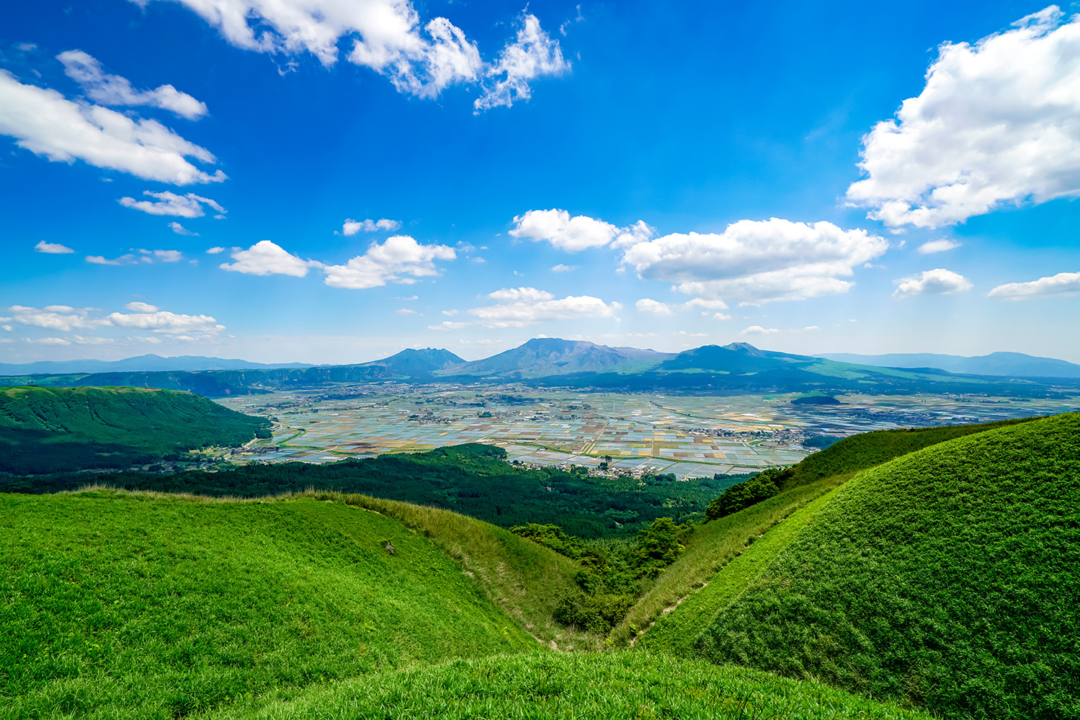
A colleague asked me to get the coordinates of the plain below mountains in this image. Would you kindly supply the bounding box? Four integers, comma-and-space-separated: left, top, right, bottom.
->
817, 350, 1080, 379
4, 339, 1080, 399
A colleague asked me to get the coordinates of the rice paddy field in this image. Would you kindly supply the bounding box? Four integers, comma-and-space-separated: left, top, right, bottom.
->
216, 385, 1074, 478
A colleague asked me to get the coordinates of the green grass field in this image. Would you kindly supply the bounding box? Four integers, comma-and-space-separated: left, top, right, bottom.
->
0, 386, 269, 474
694, 412, 1080, 719
0, 490, 535, 719
610, 472, 849, 646
217, 652, 931, 720
783, 415, 1038, 488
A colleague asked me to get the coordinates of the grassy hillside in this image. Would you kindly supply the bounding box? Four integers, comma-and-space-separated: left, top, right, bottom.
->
4, 444, 721, 537
318, 490, 591, 649
783, 415, 1040, 487
610, 473, 849, 646
694, 412, 1080, 719
0, 386, 270, 474
0, 490, 536, 720
218, 653, 931, 720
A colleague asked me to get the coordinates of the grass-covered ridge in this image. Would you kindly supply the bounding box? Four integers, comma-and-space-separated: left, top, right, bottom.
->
782, 415, 1040, 487
0, 490, 536, 719
695, 412, 1080, 719
218, 652, 931, 720
0, 386, 270, 474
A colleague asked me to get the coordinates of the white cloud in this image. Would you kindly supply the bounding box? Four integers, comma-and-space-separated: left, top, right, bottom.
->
169, 221, 198, 236
621, 218, 888, 304
73, 335, 115, 345
106, 310, 224, 335
741, 326, 778, 335
206, 246, 226, 254
87, 254, 137, 266
429, 320, 470, 330
918, 239, 961, 254
35, 337, 71, 346
551, 264, 575, 273
684, 298, 729, 311
988, 270, 1080, 299
119, 190, 226, 218
321, 235, 455, 289
34, 241, 74, 254
510, 209, 653, 253
893, 268, 973, 298
0, 70, 225, 184
221, 240, 314, 277
804, 325, 822, 331
636, 298, 672, 315
3, 306, 106, 331
153, 249, 184, 262
847, 7, 1080, 228
442, 309, 458, 316
3, 303, 224, 337
714, 312, 732, 320
341, 218, 402, 235
475, 14, 570, 111
467, 286, 620, 328
132, 0, 507, 100
57, 49, 208, 120
396, 308, 417, 315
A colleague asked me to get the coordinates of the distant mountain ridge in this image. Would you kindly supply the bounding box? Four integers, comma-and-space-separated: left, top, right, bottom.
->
816, 351, 1080, 379
443, 338, 672, 378
3, 338, 1079, 399
0, 354, 312, 376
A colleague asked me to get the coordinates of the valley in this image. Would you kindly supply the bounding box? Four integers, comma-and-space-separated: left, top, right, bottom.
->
219, 383, 1072, 477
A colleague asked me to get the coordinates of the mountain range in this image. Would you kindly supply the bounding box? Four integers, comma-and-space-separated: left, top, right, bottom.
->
3, 339, 1079, 399
816, 351, 1080, 378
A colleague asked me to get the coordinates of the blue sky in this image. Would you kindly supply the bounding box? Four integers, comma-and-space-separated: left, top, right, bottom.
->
3, 0, 1080, 364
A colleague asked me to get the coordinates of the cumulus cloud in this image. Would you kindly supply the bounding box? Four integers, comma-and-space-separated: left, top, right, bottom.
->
510, 209, 653, 252
169, 221, 198, 235
988, 270, 1080, 299
636, 298, 672, 315
467, 286, 621, 328
551, 264, 575, 273
475, 14, 570, 111
0, 70, 225, 184
206, 246, 226, 254
2, 305, 106, 331
341, 218, 402, 235
429, 320, 470, 330
87, 254, 138, 265
917, 239, 961, 254
58, 49, 208, 120
1, 303, 223, 338
34, 241, 74, 254
321, 235, 456, 289
893, 268, 973, 298
220, 240, 314, 277
847, 7, 1080, 227
151, 249, 184, 262
132, 1, 564, 106
119, 190, 226, 218
621, 218, 888, 304
684, 298, 729, 311
741, 326, 778, 335
105, 309, 224, 334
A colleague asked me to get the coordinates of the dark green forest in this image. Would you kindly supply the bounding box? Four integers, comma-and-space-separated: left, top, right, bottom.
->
0, 386, 270, 474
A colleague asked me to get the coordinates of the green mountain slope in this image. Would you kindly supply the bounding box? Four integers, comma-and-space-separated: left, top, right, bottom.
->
693, 412, 1080, 719
221, 652, 931, 720
783, 416, 1041, 487
0, 386, 270, 474
0, 490, 537, 720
